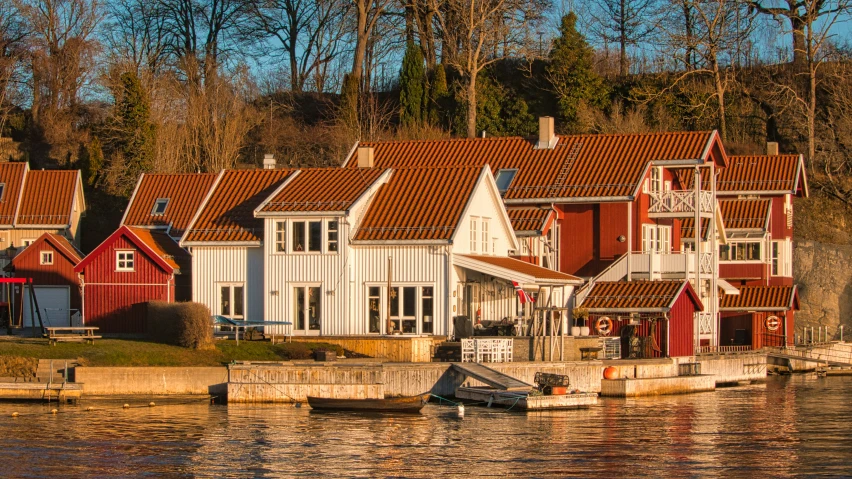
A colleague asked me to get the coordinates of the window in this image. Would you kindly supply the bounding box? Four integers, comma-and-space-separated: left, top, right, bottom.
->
771, 241, 780, 275
151, 198, 169, 216
645, 167, 664, 193
220, 284, 245, 319
422, 287, 433, 334
368, 287, 381, 333
291, 221, 322, 252
390, 286, 418, 334
470, 217, 478, 252
642, 224, 670, 253
495, 169, 518, 193
40, 251, 53, 265
293, 286, 321, 333
22, 239, 35, 247
275, 221, 286, 253
719, 241, 762, 262
116, 251, 135, 271
0, 183, 5, 202
327, 220, 339, 252
481, 218, 489, 254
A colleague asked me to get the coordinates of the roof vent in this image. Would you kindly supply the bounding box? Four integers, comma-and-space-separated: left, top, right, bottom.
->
536, 117, 558, 150
357, 146, 374, 168
766, 142, 779, 156
263, 153, 276, 169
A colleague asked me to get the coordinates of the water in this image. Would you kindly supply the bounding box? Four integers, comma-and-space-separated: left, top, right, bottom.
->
1, 376, 851, 478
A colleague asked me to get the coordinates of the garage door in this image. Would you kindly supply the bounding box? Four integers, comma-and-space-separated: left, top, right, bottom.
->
22, 286, 71, 328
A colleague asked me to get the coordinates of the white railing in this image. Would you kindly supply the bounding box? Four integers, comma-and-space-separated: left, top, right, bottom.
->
461, 338, 514, 363
649, 190, 714, 215
697, 312, 714, 335
699, 345, 752, 354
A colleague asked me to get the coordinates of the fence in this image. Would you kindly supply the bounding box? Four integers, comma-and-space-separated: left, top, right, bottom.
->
461, 338, 514, 363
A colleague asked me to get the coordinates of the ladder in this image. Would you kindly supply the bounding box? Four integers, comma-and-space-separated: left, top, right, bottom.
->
551, 141, 584, 193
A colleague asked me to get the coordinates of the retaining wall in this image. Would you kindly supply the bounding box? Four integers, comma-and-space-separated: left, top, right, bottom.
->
601, 375, 716, 397
74, 367, 228, 396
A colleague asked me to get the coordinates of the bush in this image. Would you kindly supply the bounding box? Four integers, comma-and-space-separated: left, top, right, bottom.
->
147, 301, 214, 350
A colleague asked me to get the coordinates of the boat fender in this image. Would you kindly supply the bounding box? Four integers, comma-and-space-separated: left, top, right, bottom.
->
603, 366, 618, 380
457, 405, 465, 417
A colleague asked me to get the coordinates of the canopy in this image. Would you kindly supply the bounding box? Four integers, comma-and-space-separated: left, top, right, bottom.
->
453, 254, 583, 286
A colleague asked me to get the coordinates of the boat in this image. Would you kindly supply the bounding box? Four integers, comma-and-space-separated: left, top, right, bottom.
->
306, 393, 431, 413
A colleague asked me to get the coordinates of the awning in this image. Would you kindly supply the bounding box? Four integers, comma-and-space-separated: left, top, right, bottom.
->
717, 279, 739, 295
454, 254, 583, 286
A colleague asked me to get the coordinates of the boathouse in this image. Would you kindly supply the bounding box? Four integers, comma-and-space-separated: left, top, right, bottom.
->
75, 226, 190, 333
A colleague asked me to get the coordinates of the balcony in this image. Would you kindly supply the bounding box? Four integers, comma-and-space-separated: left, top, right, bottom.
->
648, 190, 714, 218
591, 251, 715, 283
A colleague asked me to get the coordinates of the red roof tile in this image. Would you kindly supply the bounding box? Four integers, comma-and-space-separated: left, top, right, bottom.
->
183, 169, 294, 243
10, 232, 82, 268
458, 254, 582, 283
506, 207, 553, 235
581, 280, 702, 311
0, 163, 27, 225
680, 218, 711, 241
353, 166, 482, 241
128, 227, 190, 271
716, 155, 807, 195
259, 168, 387, 213
17, 170, 79, 226
720, 199, 771, 230
719, 285, 799, 311
123, 173, 218, 236
345, 131, 721, 201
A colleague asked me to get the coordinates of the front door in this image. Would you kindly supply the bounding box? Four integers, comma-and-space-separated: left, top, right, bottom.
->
293, 286, 321, 335
390, 286, 417, 334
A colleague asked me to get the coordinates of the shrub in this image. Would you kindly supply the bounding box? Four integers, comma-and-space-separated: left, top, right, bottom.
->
147, 301, 213, 350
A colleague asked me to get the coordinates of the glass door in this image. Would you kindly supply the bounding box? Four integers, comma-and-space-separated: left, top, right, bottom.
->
293, 286, 321, 335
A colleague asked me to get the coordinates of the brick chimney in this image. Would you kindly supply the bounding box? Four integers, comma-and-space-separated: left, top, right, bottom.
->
536, 117, 557, 149
357, 146, 374, 168
263, 153, 276, 169
766, 142, 779, 156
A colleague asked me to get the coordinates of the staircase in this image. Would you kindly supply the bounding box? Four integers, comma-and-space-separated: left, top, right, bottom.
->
36, 359, 77, 384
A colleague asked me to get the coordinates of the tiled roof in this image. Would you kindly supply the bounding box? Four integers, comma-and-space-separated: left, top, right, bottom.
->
17, 170, 78, 226
47, 233, 83, 263
259, 168, 387, 213
345, 132, 721, 201
9, 233, 82, 269
458, 254, 582, 283
690, 155, 806, 195
581, 280, 702, 311
506, 207, 553, 235
720, 199, 771, 230
123, 173, 218, 236
129, 227, 190, 271
680, 218, 711, 241
719, 285, 799, 311
0, 162, 26, 225
353, 166, 481, 241
183, 169, 294, 243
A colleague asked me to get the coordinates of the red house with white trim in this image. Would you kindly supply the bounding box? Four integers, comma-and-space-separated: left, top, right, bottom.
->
74, 226, 190, 334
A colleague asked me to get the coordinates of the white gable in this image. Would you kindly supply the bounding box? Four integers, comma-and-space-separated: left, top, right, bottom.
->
453, 168, 518, 255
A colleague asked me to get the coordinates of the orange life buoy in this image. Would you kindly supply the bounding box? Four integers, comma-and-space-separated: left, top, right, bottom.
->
596, 317, 613, 336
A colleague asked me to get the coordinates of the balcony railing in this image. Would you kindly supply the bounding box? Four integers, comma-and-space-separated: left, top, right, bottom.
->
698, 345, 752, 354
590, 251, 715, 283
649, 190, 714, 216
697, 312, 714, 335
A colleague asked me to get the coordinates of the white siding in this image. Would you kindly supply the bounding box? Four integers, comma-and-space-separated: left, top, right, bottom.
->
192, 246, 264, 322
453, 175, 515, 256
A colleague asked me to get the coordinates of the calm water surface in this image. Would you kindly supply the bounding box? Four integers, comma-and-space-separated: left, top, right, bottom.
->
1, 376, 851, 478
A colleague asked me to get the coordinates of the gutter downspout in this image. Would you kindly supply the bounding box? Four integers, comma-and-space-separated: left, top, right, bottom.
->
626, 201, 632, 281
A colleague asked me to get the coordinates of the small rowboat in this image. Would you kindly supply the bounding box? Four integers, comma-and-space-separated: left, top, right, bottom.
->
306, 392, 430, 413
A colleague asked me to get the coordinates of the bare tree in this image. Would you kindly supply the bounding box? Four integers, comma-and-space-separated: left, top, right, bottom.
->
0, 3, 30, 135
584, 0, 661, 76
431, 0, 547, 137
102, 0, 170, 75
350, 0, 394, 90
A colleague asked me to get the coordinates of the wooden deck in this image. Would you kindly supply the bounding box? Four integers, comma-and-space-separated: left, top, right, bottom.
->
452, 362, 533, 391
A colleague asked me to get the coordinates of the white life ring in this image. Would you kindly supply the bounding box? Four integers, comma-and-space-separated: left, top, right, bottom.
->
765, 315, 781, 332
596, 316, 613, 336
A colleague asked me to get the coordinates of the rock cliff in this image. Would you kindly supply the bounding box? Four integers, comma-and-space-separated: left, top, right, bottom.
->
794, 240, 852, 340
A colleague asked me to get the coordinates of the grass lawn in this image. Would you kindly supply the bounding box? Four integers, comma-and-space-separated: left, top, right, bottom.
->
0, 337, 344, 367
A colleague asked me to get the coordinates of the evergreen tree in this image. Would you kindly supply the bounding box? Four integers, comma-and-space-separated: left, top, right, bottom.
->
81, 137, 104, 187
547, 13, 609, 130
399, 42, 425, 128
428, 64, 449, 126
112, 72, 156, 177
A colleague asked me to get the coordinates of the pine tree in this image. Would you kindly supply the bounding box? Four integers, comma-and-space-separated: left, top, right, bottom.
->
428, 64, 449, 126
547, 13, 609, 130
112, 72, 155, 176
399, 42, 425, 128
82, 137, 103, 187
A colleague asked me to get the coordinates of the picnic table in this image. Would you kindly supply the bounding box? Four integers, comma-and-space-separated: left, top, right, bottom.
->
45, 327, 101, 345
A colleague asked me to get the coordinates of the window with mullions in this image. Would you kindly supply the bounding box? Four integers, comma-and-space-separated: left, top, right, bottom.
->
275, 221, 286, 252
328, 220, 339, 252
292, 221, 322, 252
116, 251, 135, 271
368, 287, 381, 333
719, 241, 762, 262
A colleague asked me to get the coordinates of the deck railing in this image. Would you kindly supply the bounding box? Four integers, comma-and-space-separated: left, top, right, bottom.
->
696, 312, 714, 335
698, 345, 752, 354
461, 338, 514, 363
648, 190, 714, 216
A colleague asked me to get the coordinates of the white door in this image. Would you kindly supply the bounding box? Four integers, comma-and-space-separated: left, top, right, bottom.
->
23, 286, 71, 328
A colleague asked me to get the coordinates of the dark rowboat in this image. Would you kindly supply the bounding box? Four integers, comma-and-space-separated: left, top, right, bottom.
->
306, 393, 430, 413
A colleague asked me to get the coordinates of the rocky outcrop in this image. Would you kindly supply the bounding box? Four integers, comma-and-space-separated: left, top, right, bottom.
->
794, 240, 852, 339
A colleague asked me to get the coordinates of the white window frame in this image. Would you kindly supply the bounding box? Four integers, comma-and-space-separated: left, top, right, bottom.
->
470, 217, 478, 253
719, 240, 763, 263
0, 182, 6, 202
366, 283, 436, 335
219, 283, 245, 320
291, 219, 323, 253
645, 166, 664, 194
292, 284, 322, 335
327, 219, 339, 252
22, 238, 36, 248
40, 251, 54, 265
494, 169, 518, 193
481, 218, 490, 254
274, 221, 286, 253
115, 250, 135, 272
151, 198, 169, 216
642, 224, 670, 253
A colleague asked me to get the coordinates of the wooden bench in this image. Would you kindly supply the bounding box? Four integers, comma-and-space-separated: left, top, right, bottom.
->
580, 347, 603, 360
45, 327, 101, 346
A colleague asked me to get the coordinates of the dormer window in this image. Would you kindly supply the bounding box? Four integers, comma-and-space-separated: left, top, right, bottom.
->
495, 169, 518, 194
151, 198, 169, 216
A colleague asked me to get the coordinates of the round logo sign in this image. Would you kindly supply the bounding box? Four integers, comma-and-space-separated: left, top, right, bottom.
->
765, 315, 780, 332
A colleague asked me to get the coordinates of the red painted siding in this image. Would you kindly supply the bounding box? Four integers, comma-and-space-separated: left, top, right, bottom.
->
79, 234, 174, 334
770, 196, 791, 240
719, 263, 768, 282
668, 291, 696, 357
598, 202, 628, 260
12, 243, 81, 311
721, 310, 793, 349
558, 204, 597, 276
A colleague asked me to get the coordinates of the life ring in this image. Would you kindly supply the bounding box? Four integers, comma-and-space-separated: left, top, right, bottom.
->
765, 315, 780, 332
596, 317, 613, 336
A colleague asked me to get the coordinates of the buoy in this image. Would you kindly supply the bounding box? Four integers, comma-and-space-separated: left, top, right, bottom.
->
294, 402, 302, 408
457, 404, 465, 417
123, 404, 130, 409
148, 402, 155, 407
85, 406, 95, 411
50, 409, 58, 415
603, 366, 618, 380
11, 412, 19, 417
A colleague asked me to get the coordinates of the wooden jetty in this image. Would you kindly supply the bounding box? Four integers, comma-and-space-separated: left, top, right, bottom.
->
451, 362, 533, 391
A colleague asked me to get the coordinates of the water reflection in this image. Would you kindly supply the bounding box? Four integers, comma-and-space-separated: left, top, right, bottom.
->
0, 377, 851, 477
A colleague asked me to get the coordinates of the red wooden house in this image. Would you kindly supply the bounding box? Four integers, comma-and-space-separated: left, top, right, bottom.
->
74, 226, 190, 334
6, 233, 83, 327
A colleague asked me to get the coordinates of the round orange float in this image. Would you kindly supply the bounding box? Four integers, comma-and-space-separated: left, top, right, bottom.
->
603, 366, 618, 380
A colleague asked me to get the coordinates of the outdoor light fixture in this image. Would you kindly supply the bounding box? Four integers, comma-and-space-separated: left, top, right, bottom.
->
617, 235, 626, 242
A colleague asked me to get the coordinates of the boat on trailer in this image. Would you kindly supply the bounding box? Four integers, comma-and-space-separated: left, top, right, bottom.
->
306, 393, 431, 413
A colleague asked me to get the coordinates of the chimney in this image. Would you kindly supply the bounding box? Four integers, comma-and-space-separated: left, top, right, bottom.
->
536, 116, 557, 149
766, 142, 779, 156
263, 153, 276, 169
357, 146, 374, 168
